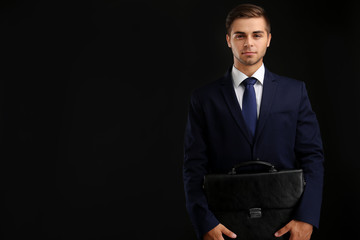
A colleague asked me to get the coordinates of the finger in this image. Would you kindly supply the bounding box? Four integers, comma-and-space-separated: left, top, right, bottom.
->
288, 231, 301, 240
275, 222, 292, 237
220, 225, 237, 239
211, 234, 225, 240
214, 230, 224, 240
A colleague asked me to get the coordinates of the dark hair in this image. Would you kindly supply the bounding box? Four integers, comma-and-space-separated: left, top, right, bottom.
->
225, 3, 271, 35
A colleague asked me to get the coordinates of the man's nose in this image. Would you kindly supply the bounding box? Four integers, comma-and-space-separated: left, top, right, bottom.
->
244, 37, 253, 47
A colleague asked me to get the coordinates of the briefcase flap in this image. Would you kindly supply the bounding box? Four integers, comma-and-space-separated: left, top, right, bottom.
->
204, 169, 304, 212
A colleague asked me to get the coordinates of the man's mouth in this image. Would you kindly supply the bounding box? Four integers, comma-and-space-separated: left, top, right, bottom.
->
242, 52, 257, 55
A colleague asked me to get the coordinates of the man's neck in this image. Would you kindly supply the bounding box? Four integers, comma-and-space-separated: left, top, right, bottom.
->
234, 60, 263, 77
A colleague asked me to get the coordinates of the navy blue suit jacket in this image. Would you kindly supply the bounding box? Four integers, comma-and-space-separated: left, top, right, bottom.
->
183, 67, 324, 239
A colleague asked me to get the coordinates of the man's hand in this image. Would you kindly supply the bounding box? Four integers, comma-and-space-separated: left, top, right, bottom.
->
275, 220, 313, 240
204, 223, 237, 240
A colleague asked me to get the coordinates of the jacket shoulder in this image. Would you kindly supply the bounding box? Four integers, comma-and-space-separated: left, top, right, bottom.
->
269, 71, 304, 87
191, 75, 227, 98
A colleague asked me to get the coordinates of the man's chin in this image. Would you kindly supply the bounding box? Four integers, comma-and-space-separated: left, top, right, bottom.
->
241, 57, 262, 66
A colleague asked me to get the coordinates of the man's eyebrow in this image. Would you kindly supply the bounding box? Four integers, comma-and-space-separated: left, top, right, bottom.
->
233, 30, 265, 35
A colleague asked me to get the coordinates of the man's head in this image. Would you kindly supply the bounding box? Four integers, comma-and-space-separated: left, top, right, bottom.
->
225, 4, 271, 73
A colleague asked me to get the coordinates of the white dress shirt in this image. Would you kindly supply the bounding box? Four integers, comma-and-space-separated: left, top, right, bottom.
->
232, 64, 265, 118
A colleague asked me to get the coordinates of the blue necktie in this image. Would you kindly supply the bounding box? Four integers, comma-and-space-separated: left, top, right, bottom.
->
242, 77, 257, 136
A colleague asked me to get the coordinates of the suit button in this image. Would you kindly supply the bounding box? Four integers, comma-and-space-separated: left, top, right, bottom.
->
256, 157, 260, 161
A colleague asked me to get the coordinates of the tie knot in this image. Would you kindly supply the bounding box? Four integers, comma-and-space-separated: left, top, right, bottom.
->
243, 77, 257, 86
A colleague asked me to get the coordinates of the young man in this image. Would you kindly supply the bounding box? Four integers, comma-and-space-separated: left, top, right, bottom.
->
183, 4, 324, 240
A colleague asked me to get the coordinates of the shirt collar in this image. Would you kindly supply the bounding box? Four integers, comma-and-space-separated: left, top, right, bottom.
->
232, 63, 265, 87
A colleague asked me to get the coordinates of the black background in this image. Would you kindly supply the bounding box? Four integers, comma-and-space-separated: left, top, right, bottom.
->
1, 0, 360, 239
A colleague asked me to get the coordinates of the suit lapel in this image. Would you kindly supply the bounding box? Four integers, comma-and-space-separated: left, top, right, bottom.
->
220, 69, 253, 144
255, 68, 279, 142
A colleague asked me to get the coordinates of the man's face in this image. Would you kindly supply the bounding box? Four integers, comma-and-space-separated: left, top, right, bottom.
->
226, 17, 271, 68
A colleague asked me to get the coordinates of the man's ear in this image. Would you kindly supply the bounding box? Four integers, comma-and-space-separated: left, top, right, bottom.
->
226, 34, 231, 48
267, 33, 272, 47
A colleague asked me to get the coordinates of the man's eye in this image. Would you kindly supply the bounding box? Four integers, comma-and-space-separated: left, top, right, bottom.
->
236, 35, 245, 39
254, 34, 262, 38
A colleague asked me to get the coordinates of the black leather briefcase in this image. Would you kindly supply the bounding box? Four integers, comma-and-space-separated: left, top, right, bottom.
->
203, 161, 305, 240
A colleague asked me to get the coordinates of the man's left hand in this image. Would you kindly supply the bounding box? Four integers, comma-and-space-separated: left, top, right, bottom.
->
275, 220, 313, 240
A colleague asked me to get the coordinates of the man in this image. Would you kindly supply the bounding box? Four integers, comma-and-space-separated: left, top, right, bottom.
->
183, 4, 324, 240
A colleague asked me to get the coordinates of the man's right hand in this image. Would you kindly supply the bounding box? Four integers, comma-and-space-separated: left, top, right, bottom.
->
203, 223, 237, 240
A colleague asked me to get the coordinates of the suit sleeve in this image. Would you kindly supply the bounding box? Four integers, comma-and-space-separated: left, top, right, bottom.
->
183, 91, 219, 239
293, 82, 324, 228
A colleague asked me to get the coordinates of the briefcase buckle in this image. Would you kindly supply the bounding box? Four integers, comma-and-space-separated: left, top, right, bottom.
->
249, 208, 262, 218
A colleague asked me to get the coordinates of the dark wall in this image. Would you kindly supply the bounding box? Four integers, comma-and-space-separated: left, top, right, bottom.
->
1, 0, 359, 239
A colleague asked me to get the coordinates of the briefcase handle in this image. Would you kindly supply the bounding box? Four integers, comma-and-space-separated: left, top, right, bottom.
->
229, 161, 277, 175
